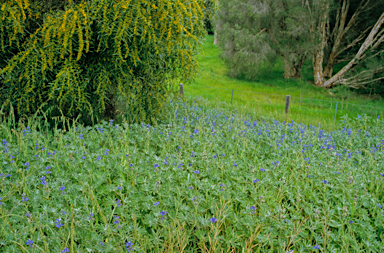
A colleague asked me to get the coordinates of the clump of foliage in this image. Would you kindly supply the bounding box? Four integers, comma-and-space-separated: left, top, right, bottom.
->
0, 0, 211, 125
0, 99, 383, 252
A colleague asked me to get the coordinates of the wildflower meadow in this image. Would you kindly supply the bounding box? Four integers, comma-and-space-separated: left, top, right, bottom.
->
0, 100, 384, 252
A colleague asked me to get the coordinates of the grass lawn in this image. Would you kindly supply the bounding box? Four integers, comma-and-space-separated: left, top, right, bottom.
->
184, 35, 384, 130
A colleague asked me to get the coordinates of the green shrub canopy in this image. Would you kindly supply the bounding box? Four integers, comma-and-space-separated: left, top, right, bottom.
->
0, 0, 214, 123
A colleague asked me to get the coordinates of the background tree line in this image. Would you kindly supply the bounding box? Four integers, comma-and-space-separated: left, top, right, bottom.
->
213, 0, 384, 96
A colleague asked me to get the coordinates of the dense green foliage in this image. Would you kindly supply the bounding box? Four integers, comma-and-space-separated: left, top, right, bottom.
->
0, 99, 383, 252
0, 0, 211, 125
213, 0, 313, 80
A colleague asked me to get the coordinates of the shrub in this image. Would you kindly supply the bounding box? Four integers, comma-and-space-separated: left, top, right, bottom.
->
0, 0, 213, 125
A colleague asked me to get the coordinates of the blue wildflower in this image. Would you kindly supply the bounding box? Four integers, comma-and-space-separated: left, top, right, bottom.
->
21, 193, 28, 202
313, 245, 320, 250
55, 219, 63, 228
154, 201, 160, 206
61, 247, 70, 253
26, 239, 33, 248
209, 217, 217, 223
126, 241, 134, 252
194, 170, 200, 174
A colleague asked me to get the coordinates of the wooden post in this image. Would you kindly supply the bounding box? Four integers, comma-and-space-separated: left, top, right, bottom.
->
180, 83, 184, 97
285, 95, 291, 114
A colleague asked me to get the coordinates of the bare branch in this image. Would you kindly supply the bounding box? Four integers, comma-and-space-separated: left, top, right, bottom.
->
371, 28, 384, 50
337, 26, 372, 56
257, 28, 268, 36
346, 76, 384, 88
323, 12, 384, 87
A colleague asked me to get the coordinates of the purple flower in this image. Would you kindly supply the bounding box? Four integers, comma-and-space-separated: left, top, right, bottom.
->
322, 180, 329, 184
24, 162, 30, 170
154, 164, 159, 168
349, 220, 354, 224
117, 199, 122, 207
99, 242, 104, 246
113, 215, 120, 225
233, 162, 237, 167
55, 219, 63, 228
194, 170, 200, 174
313, 245, 320, 250
189, 186, 193, 190
97, 156, 102, 161
21, 193, 28, 202
379, 203, 383, 208
260, 168, 265, 172
250, 206, 256, 210
160, 211, 167, 216
0, 197, 3, 205
154, 201, 160, 206
253, 179, 260, 183
61, 247, 70, 253
209, 217, 217, 223
59, 186, 65, 191
80, 134, 84, 139
82, 156, 86, 160
88, 213, 94, 220
117, 186, 123, 190
26, 239, 33, 248
126, 241, 134, 252
61, 210, 66, 215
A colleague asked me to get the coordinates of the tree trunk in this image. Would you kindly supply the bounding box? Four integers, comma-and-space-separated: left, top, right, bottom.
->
313, 50, 325, 86
283, 54, 306, 79
310, 2, 329, 86
323, 62, 334, 78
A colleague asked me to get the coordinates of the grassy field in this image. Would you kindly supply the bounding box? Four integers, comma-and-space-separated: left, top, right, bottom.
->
0, 100, 384, 252
184, 35, 384, 130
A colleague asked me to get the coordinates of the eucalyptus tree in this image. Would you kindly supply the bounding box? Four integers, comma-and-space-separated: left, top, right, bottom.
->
214, 0, 314, 80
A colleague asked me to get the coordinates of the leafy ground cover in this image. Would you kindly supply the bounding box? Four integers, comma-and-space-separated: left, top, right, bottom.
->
185, 35, 384, 130
0, 99, 384, 252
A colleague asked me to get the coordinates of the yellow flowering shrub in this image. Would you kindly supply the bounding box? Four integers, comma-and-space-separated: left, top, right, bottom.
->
0, 0, 215, 124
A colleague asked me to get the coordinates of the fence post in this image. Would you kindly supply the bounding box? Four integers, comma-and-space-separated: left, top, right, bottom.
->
285, 95, 291, 114
180, 83, 184, 97
231, 89, 234, 104
334, 101, 338, 124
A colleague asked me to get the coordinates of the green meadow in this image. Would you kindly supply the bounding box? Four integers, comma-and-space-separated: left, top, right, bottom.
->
184, 35, 384, 130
